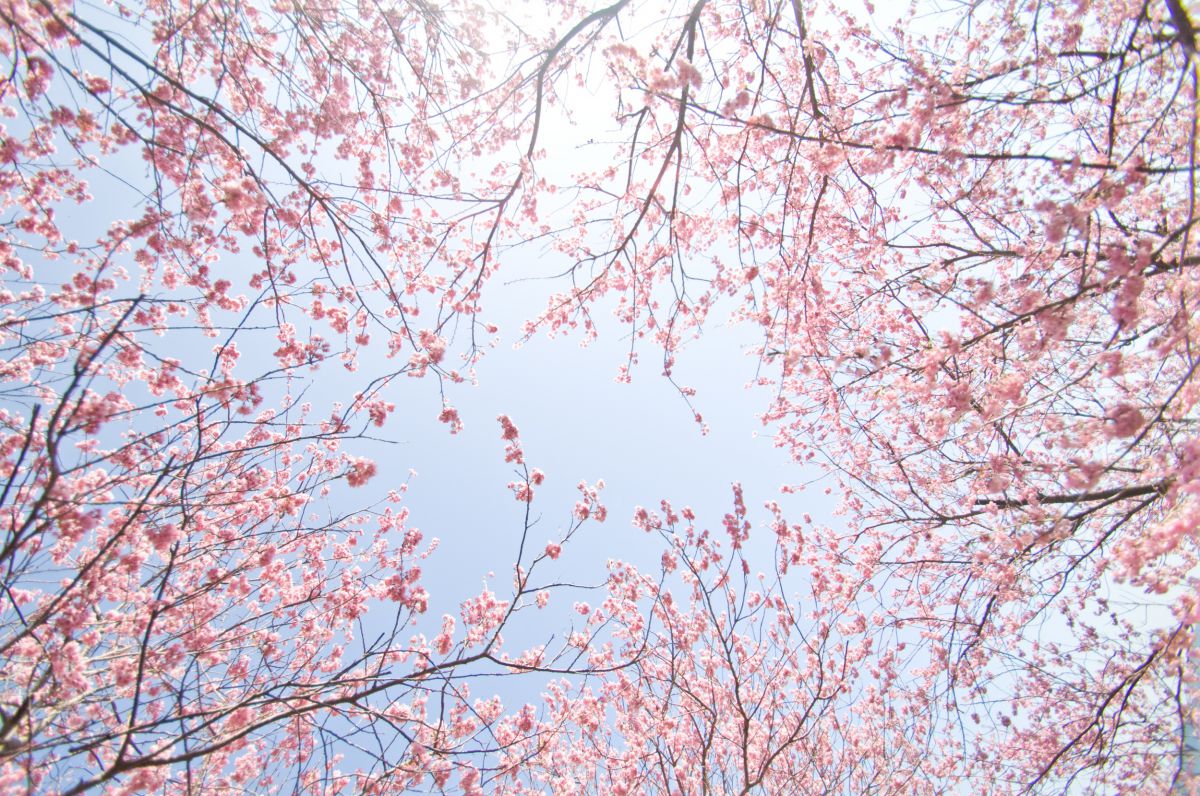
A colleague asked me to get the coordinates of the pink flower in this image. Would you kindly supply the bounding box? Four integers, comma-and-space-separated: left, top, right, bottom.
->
544, 542, 561, 560
497, 414, 519, 441
434, 615, 455, 656
418, 329, 447, 363
145, 522, 180, 553
346, 457, 377, 487
1104, 403, 1145, 438
438, 405, 463, 433
497, 416, 524, 463
366, 399, 393, 427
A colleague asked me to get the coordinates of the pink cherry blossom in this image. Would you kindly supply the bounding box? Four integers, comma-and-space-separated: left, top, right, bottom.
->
0, 0, 1195, 793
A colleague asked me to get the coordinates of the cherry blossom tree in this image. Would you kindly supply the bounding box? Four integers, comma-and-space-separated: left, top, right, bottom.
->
0, 0, 614, 791
0, 0, 1197, 792
497, 0, 1200, 790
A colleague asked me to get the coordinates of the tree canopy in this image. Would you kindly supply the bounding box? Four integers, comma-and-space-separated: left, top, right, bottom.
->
0, 0, 1197, 792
